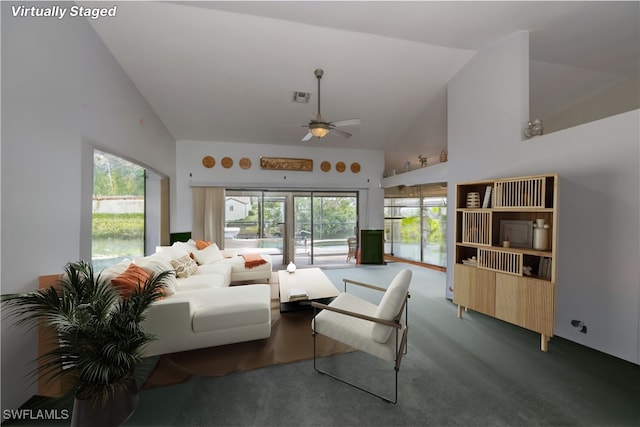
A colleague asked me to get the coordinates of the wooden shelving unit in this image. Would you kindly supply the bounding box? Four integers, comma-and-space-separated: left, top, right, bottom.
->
453, 174, 558, 351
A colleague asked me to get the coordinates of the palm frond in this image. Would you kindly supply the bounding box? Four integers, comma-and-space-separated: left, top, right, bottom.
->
1, 260, 171, 403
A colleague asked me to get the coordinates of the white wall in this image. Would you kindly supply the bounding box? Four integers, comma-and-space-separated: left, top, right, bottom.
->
1, 4, 176, 412
175, 140, 385, 235
543, 73, 640, 134
445, 32, 639, 363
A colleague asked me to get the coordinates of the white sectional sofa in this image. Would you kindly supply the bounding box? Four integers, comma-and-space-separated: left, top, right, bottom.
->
101, 240, 273, 357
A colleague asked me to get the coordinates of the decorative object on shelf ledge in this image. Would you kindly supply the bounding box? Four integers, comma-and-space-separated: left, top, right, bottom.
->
440, 150, 448, 163
404, 161, 411, 172
524, 118, 544, 138
202, 156, 215, 168
335, 161, 346, 173
418, 154, 428, 167
350, 162, 361, 173
260, 157, 313, 171
320, 161, 331, 172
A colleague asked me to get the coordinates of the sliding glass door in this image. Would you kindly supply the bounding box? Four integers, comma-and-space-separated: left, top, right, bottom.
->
225, 190, 358, 267
293, 192, 358, 265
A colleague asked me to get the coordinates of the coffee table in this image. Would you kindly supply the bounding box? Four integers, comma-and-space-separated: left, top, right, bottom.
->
278, 267, 339, 312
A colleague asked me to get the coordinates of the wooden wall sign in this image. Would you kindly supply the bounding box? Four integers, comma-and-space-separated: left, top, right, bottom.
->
260, 157, 313, 171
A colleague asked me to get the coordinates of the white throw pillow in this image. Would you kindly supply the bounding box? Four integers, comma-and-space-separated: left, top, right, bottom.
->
166, 241, 191, 260
192, 243, 224, 265
371, 269, 412, 344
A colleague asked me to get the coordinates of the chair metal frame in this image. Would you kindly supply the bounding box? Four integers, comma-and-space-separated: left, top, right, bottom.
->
311, 278, 410, 404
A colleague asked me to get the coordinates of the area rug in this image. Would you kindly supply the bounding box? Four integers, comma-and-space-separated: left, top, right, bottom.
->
142, 276, 353, 389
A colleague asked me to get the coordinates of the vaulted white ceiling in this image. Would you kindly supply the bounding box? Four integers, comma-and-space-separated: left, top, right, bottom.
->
86, 1, 639, 171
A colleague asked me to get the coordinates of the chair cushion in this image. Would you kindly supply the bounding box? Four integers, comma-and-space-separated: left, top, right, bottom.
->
371, 269, 412, 343
312, 293, 401, 362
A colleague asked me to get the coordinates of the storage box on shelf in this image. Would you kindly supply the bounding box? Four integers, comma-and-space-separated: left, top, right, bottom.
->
453, 174, 558, 351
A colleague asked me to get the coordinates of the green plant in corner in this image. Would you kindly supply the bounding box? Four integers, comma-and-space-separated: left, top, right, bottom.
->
1, 261, 172, 425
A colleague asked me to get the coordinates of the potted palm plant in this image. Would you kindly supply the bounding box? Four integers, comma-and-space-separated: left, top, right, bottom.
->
1, 260, 172, 427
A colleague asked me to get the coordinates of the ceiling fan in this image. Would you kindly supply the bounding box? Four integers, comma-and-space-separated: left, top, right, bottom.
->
300, 69, 361, 141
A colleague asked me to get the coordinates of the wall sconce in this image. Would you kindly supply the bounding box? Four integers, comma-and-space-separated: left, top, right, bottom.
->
524, 119, 544, 138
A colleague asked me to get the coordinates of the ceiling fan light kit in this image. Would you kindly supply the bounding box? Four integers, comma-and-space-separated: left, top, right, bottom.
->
310, 122, 329, 138
298, 68, 361, 141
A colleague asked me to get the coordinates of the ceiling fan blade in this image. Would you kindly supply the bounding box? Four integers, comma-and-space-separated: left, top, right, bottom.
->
301, 131, 313, 141
332, 128, 352, 138
331, 118, 361, 128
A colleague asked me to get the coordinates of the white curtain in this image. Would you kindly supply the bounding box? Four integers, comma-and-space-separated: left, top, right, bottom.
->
192, 187, 225, 248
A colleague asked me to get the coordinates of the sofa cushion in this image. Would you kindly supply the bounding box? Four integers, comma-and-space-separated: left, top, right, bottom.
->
194, 262, 232, 284
175, 273, 228, 290
191, 243, 224, 265
192, 285, 271, 333
111, 263, 150, 298
171, 255, 198, 278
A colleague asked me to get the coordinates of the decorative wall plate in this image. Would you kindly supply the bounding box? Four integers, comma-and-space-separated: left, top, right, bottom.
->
335, 161, 346, 173
350, 162, 361, 173
320, 161, 331, 172
202, 155, 215, 168
239, 157, 251, 169
221, 157, 233, 168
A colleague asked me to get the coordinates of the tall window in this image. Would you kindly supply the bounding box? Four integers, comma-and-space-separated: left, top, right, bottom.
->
92, 150, 145, 269
384, 184, 447, 268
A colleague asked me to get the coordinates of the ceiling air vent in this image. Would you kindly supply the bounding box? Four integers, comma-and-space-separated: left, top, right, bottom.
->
292, 91, 311, 103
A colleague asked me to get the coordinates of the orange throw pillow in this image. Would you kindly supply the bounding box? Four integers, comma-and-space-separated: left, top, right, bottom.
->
111, 263, 150, 298
195, 239, 211, 250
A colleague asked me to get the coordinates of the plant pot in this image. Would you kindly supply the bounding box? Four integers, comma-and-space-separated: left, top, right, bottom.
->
71, 378, 138, 427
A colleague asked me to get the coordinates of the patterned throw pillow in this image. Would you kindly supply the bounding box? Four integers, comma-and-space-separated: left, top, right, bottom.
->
171, 255, 198, 278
